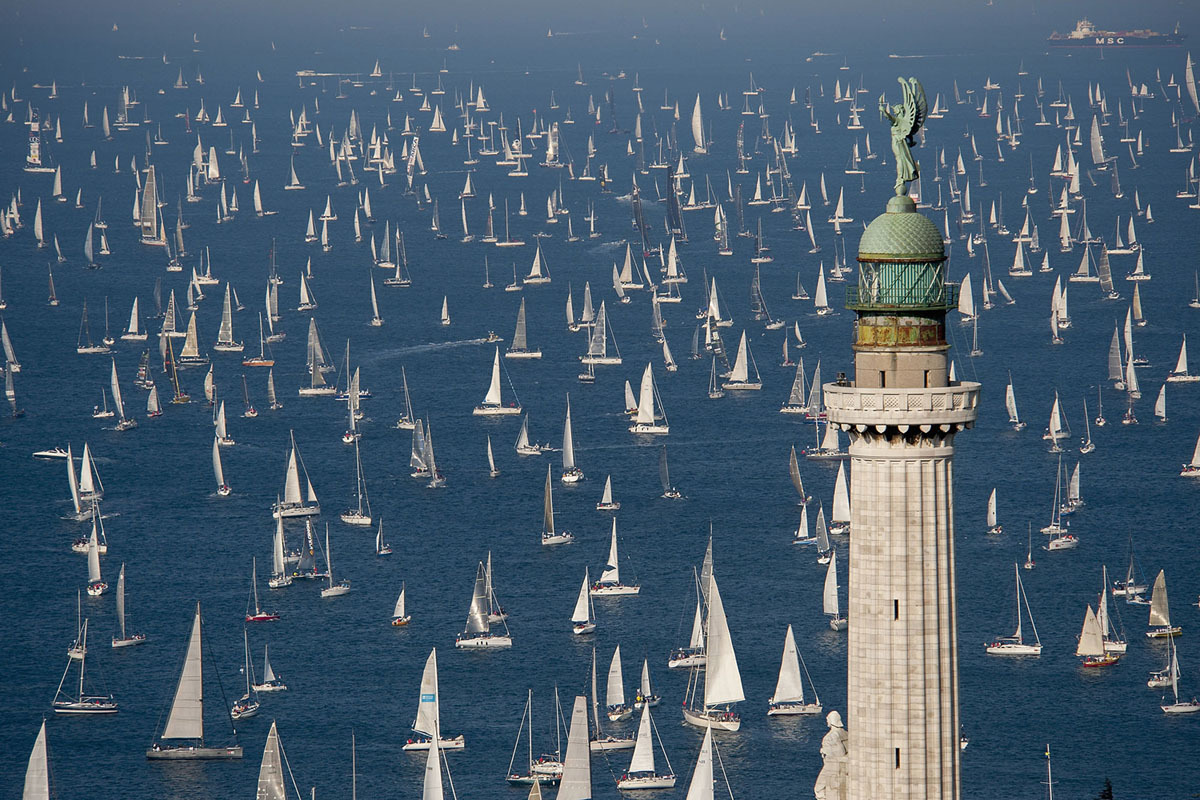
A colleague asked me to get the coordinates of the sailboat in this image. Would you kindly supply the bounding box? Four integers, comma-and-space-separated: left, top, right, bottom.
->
561, 394, 583, 482
340, 440, 373, 525
1166, 335, 1200, 383
721, 331, 762, 390
473, 347, 522, 415
394, 366, 416, 429
147, 603, 243, 758
1180, 432, 1200, 476
110, 358, 137, 431
402, 648, 466, 750
634, 659, 660, 710
605, 645, 633, 721
1159, 636, 1200, 713
212, 284, 243, 352
571, 569, 597, 635
541, 464, 575, 545
986, 488, 1002, 534
455, 560, 513, 648
659, 445, 683, 499
243, 313, 275, 367
252, 645, 287, 692
272, 431, 320, 518
506, 690, 564, 786
986, 564, 1042, 655
245, 557, 280, 622
1076, 605, 1119, 667
669, 569, 708, 669
85, 520, 107, 596
591, 518, 640, 595
824, 549, 847, 630
596, 475, 620, 510
320, 526, 351, 597
111, 564, 147, 647
617, 703, 676, 789
506, 298, 542, 358
375, 520, 394, 556
440, 296, 450, 325
682, 572, 744, 730
391, 582, 411, 626
1146, 570, 1181, 638
230, 629, 260, 720
486, 435, 501, 478
629, 362, 669, 434
767, 624, 822, 715
53, 619, 118, 714
268, 516, 293, 589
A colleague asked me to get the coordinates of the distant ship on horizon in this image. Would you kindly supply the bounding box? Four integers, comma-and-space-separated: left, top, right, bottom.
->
1048, 19, 1185, 48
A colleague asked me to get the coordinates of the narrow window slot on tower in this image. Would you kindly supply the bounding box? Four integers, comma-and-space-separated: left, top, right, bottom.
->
894, 599, 899, 620
895, 748, 901, 768
879, 370, 886, 388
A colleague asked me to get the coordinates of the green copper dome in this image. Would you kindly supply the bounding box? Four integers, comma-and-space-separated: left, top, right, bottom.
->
857, 196, 945, 262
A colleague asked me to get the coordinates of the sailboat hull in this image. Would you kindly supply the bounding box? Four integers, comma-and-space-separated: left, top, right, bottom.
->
590, 584, 640, 596
146, 745, 243, 760
455, 634, 512, 649
628, 423, 669, 435
985, 641, 1042, 656
112, 634, 147, 648
767, 701, 823, 716
682, 706, 741, 731
53, 698, 118, 714
590, 736, 636, 752
472, 404, 522, 416
617, 774, 677, 789
401, 734, 465, 751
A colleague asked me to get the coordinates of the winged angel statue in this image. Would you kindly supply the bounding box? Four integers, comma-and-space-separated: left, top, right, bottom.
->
879, 77, 927, 196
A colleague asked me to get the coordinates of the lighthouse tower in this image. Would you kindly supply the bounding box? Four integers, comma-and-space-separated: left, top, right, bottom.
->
823, 185, 980, 793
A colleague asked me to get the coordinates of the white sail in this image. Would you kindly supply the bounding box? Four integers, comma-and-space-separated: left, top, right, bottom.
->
162, 605, 205, 740
832, 462, 850, 523
571, 570, 592, 624
256, 721, 288, 800
413, 648, 442, 737
704, 575, 744, 706
393, 585, 407, 620
770, 625, 806, 704
562, 396, 577, 471
635, 362, 658, 425
987, 488, 998, 529
600, 519, 620, 584
691, 94, 706, 154
483, 347, 503, 406
557, 697, 592, 800
421, 727, 443, 800
607, 646, 627, 707
628, 704, 658, 773
822, 550, 840, 618
22, 722, 50, 800
1075, 605, 1105, 657
689, 603, 705, 651
683, 728, 714, 800
110, 359, 126, 420
1149, 570, 1172, 628
87, 523, 102, 583
212, 438, 225, 489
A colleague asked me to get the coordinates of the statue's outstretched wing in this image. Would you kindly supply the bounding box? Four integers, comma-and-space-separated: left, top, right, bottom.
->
900, 77, 927, 139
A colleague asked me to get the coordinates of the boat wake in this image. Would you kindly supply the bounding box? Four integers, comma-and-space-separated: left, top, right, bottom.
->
363, 338, 490, 363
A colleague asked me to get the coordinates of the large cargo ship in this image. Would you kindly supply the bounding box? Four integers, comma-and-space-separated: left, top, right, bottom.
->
1048, 19, 1184, 47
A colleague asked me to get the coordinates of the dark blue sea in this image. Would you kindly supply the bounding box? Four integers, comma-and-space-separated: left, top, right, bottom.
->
2, 3, 1199, 798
